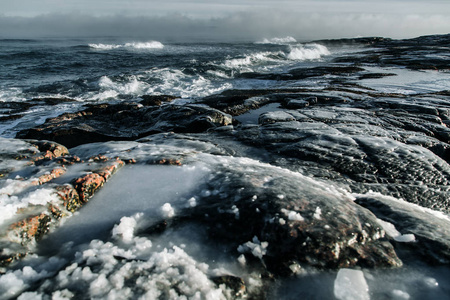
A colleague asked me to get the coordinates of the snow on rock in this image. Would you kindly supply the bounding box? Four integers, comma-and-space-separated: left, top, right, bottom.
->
0, 138, 127, 267
281, 208, 304, 222
237, 236, 269, 259
161, 203, 175, 218
0, 216, 237, 300
334, 269, 370, 300
112, 213, 143, 244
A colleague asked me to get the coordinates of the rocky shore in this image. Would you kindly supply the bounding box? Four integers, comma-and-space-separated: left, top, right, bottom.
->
1, 35, 450, 299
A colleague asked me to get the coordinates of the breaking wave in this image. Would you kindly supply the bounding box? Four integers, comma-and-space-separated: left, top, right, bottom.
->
255, 36, 297, 44
287, 43, 330, 60
222, 43, 330, 71
88, 41, 164, 50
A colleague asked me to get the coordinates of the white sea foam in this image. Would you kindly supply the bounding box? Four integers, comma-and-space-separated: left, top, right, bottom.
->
255, 36, 297, 44
287, 43, 330, 60
223, 51, 282, 70
143, 68, 232, 98
0, 87, 25, 102
94, 75, 146, 100
88, 41, 164, 50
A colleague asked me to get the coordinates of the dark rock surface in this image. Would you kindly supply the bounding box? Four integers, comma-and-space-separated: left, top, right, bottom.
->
355, 194, 450, 265
186, 158, 402, 272
16, 102, 232, 148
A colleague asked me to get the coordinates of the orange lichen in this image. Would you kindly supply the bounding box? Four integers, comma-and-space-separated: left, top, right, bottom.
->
9, 213, 52, 244
56, 185, 82, 212
73, 173, 106, 203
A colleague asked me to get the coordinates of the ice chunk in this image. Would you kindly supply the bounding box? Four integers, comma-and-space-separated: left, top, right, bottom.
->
187, 197, 197, 207
17, 292, 43, 300
237, 254, 246, 266
281, 208, 304, 222
334, 269, 370, 300
237, 236, 269, 259
391, 289, 410, 299
423, 277, 439, 288
112, 214, 142, 243
161, 203, 175, 218
394, 234, 416, 243
314, 207, 322, 220
377, 219, 416, 243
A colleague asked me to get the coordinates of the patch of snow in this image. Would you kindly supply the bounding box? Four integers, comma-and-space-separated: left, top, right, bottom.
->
161, 203, 175, 218
314, 207, 322, 220
237, 236, 269, 259
281, 208, 304, 222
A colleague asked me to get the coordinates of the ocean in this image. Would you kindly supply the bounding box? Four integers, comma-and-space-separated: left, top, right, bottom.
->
0, 35, 450, 299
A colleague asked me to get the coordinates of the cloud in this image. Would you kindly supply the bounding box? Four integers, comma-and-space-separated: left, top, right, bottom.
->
0, 9, 449, 41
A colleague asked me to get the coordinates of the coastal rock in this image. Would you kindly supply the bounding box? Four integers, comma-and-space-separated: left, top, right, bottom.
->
332, 34, 450, 71
0, 139, 126, 266
355, 193, 450, 264
230, 95, 450, 213
72, 173, 105, 203
139, 94, 177, 106
186, 158, 402, 274
16, 102, 232, 148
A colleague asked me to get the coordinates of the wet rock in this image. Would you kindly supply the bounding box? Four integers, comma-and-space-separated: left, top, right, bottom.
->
231, 98, 450, 213
332, 34, 450, 71
0, 101, 36, 116
140, 95, 177, 106
212, 275, 247, 298
29, 97, 78, 106
186, 158, 402, 274
355, 193, 450, 264
288, 66, 365, 80
201, 88, 304, 116
358, 73, 397, 80
16, 103, 232, 148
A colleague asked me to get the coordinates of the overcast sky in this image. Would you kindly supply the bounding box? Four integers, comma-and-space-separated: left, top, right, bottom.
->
1, 0, 449, 41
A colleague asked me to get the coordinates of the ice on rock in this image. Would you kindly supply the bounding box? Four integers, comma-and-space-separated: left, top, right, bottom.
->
17, 292, 43, 300
281, 208, 304, 222
391, 289, 410, 299
423, 277, 439, 288
237, 254, 246, 266
334, 269, 370, 300
376, 219, 416, 243
237, 236, 269, 259
313, 206, 322, 220
112, 214, 142, 244
187, 197, 197, 207
161, 203, 175, 218
394, 234, 415, 243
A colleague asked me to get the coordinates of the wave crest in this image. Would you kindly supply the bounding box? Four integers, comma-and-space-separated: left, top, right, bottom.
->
287, 44, 330, 60
89, 41, 164, 50
256, 36, 297, 44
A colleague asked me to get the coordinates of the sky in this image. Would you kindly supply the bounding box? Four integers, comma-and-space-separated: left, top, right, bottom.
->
0, 0, 449, 41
